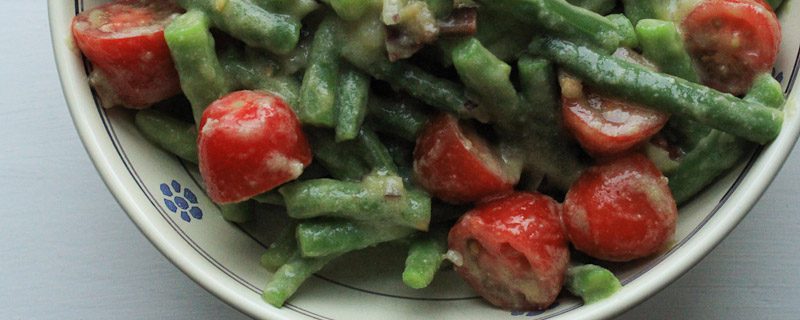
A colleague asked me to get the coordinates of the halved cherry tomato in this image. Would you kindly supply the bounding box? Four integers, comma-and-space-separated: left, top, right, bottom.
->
562, 154, 678, 262
448, 192, 569, 310
71, 0, 183, 108
413, 114, 520, 204
682, 0, 781, 95
560, 71, 669, 158
198, 90, 312, 204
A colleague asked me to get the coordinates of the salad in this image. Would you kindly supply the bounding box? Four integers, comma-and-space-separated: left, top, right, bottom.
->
71, 0, 785, 311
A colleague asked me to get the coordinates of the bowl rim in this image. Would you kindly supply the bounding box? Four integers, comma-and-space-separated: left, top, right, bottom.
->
48, 1, 800, 319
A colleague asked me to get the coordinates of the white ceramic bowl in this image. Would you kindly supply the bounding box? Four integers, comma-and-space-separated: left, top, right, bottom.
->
50, 1, 800, 319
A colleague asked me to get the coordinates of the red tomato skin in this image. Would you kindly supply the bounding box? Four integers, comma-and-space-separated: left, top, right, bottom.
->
413, 114, 519, 204
198, 90, 312, 204
71, 0, 183, 108
562, 153, 678, 262
448, 192, 569, 310
559, 57, 668, 159
682, 0, 781, 95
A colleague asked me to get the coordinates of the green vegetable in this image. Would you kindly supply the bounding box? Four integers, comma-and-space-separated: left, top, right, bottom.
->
298, 15, 342, 127
260, 222, 298, 272
219, 48, 301, 107
296, 219, 415, 257
366, 95, 430, 140
164, 10, 231, 124
515, 56, 587, 191
218, 201, 254, 223
565, 264, 622, 304
306, 129, 371, 180
177, 0, 301, 55
327, 0, 376, 20
262, 251, 339, 307
134, 109, 198, 164
252, 0, 319, 20
621, 0, 672, 25
529, 37, 783, 144
402, 228, 448, 289
635, 18, 710, 151
344, 55, 472, 118
279, 173, 431, 230
567, 0, 617, 15
335, 66, 371, 141
452, 38, 520, 124
635, 19, 699, 83
517, 56, 561, 131
475, 0, 622, 53
353, 128, 400, 174
606, 13, 638, 48
668, 73, 785, 204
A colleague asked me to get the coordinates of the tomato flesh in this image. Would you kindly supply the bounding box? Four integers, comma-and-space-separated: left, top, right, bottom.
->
562, 154, 678, 262
71, 0, 183, 108
448, 192, 569, 310
198, 90, 312, 204
413, 114, 520, 204
682, 0, 781, 95
560, 73, 669, 158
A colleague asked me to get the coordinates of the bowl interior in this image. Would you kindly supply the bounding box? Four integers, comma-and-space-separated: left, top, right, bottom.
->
50, 1, 800, 319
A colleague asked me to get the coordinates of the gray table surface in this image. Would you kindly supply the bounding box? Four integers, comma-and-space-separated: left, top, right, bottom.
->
3, 2, 799, 319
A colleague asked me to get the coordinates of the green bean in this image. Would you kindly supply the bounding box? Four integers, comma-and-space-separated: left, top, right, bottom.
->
668, 131, 752, 204
341, 51, 471, 117
744, 73, 786, 108
273, 35, 312, 76
635, 19, 699, 83
279, 174, 431, 230
298, 16, 342, 127
335, 66, 371, 141
366, 95, 430, 140
177, 0, 301, 55
262, 250, 339, 307
327, 0, 376, 21
668, 73, 784, 204
517, 56, 561, 131
252, 0, 320, 20
382, 137, 415, 185
134, 109, 198, 164
567, 0, 617, 15
339, 9, 388, 69
529, 37, 783, 144
352, 57, 471, 117
635, 18, 710, 151
621, 0, 672, 25
219, 201, 254, 223
306, 129, 371, 180
296, 219, 415, 257
606, 14, 638, 48
354, 128, 399, 174
565, 264, 621, 304
260, 222, 298, 272
475, 0, 621, 53
164, 10, 231, 124
402, 228, 448, 289
219, 48, 301, 107
515, 56, 587, 190
452, 38, 520, 124
467, 8, 535, 62
505, 133, 587, 192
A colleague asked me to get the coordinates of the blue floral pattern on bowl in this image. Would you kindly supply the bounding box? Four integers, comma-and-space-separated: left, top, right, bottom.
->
160, 180, 202, 223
